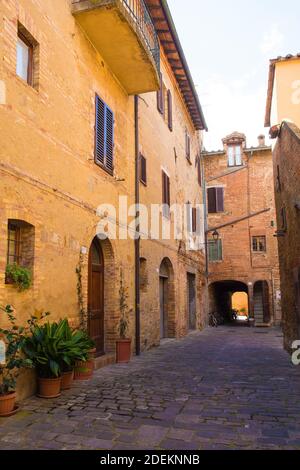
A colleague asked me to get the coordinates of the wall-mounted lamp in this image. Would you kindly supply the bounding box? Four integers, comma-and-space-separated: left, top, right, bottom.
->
212, 230, 219, 242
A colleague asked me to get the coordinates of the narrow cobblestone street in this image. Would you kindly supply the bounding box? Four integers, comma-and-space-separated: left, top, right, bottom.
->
1, 326, 300, 450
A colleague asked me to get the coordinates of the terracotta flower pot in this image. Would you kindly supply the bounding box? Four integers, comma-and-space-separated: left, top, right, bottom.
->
37, 377, 61, 398
74, 348, 96, 381
0, 392, 16, 417
61, 370, 74, 391
116, 339, 132, 363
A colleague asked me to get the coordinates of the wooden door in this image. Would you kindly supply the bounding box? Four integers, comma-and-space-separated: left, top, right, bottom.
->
88, 239, 104, 356
160, 277, 167, 339
188, 273, 196, 330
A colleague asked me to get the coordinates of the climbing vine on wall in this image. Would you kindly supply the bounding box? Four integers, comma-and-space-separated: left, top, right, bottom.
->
76, 252, 88, 331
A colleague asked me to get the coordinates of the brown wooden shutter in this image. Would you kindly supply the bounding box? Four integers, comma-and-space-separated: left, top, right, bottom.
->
197, 157, 202, 186
167, 90, 173, 131
207, 188, 217, 213
162, 171, 170, 206
157, 73, 164, 115
216, 188, 224, 212
140, 154, 147, 185
192, 207, 197, 233
186, 131, 191, 160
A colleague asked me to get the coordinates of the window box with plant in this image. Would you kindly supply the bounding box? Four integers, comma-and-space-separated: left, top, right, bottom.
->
0, 305, 34, 417
5, 263, 32, 291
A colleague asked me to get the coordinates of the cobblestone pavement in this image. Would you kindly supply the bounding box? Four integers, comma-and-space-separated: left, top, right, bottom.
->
1, 326, 300, 450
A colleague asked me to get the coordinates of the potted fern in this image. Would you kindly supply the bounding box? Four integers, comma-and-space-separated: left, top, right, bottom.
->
116, 271, 132, 363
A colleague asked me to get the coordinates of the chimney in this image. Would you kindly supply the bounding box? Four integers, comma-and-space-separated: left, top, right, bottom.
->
258, 134, 265, 147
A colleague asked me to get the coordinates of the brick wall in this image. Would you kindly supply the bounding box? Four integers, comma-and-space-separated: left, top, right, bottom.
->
272, 122, 300, 350
203, 134, 281, 325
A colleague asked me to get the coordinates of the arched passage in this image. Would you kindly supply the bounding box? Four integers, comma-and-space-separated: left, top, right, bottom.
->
209, 280, 249, 324
253, 281, 271, 325
159, 258, 175, 339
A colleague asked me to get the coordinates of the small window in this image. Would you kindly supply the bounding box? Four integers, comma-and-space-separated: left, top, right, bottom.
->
95, 95, 114, 174
6, 220, 35, 284
208, 239, 223, 262
7, 223, 21, 265
140, 154, 147, 185
16, 24, 38, 88
252, 236, 266, 252
162, 170, 170, 217
185, 131, 191, 161
228, 145, 242, 167
207, 187, 224, 213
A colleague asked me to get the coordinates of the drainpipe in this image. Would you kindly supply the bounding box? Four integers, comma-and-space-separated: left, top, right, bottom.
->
202, 154, 209, 278
134, 95, 141, 356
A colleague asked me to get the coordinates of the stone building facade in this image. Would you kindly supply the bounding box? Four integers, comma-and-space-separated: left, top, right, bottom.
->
265, 54, 300, 350
203, 132, 281, 326
0, 0, 207, 398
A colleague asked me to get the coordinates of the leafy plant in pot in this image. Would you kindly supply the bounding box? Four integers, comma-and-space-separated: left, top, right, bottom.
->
116, 271, 132, 364
23, 319, 68, 398
0, 305, 34, 417
73, 331, 95, 381
59, 320, 94, 387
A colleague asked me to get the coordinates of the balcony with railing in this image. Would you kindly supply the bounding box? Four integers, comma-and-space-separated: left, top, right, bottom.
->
72, 0, 160, 95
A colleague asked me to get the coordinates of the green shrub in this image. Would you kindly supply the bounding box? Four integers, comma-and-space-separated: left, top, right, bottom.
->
5, 264, 32, 291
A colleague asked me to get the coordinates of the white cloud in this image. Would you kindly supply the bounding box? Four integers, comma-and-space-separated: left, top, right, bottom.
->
200, 74, 269, 151
260, 24, 284, 56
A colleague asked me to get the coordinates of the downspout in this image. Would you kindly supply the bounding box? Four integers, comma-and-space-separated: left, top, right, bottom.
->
201, 153, 209, 278
134, 95, 141, 356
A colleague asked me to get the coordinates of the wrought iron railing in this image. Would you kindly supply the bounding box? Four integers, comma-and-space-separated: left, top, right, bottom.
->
72, 0, 160, 73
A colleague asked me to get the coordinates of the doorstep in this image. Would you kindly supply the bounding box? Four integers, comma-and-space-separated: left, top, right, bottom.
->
94, 353, 116, 371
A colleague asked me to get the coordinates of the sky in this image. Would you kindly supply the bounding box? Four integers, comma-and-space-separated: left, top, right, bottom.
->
168, 0, 300, 150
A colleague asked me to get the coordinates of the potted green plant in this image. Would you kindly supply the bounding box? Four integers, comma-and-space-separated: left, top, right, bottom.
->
73, 331, 95, 381
116, 271, 132, 363
23, 320, 67, 398
0, 305, 33, 417
58, 320, 94, 388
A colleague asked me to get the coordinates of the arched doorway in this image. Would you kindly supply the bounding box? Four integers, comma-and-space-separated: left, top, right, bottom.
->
253, 281, 271, 325
88, 237, 104, 356
159, 258, 175, 339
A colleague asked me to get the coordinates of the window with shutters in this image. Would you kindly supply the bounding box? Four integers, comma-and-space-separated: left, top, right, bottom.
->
157, 72, 164, 115
207, 187, 224, 213
139, 154, 147, 186
186, 130, 191, 161
208, 239, 223, 262
167, 90, 173, 131
95, 95, 114, 174
197, 156, 202, 186
252, 236, 266, 252
162, 170, 170, 218
227, 145, 242, 167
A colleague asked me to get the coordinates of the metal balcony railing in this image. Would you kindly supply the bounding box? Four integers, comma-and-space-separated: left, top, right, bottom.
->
72, 0, 160, 73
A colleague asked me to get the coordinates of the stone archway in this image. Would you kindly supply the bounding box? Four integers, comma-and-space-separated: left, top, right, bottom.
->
208, 280, 249, 324
159, 258, 175, 339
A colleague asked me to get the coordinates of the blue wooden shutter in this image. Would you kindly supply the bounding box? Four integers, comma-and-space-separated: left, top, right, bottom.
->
95, 95, 114, 173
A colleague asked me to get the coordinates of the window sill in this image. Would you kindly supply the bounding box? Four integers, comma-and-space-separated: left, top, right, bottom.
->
94, 160, 114, 177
